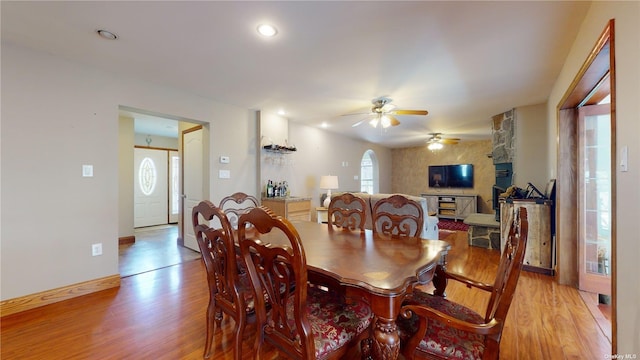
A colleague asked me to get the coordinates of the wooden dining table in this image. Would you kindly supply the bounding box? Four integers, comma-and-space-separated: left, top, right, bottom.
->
251, 220, 451, 360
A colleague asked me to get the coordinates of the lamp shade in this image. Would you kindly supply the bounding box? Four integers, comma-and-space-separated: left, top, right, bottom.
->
320, 175, 339, 208
319, 175, 339, 190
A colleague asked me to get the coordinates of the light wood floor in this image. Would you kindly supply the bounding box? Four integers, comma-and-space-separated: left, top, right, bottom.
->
119, 224, 201, 277
1, 230, 611, 359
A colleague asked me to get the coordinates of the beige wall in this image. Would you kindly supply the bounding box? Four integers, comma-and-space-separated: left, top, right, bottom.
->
546, 1, 640, 352
133, 134, 178, 149
391, 140, 494, 214
118, 116, 135, 239
514, 103, 548, 191
1, 42, 257, 300
285, 121, 393, 213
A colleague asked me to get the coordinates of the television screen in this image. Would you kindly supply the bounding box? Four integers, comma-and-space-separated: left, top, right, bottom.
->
428, 164, 474, 188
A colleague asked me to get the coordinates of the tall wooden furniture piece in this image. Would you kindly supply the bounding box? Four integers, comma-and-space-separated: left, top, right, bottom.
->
219, 192, 260, 229
192, 200, 251, 360
328, 192, 367, 231
261, 197, 312, 221
421, 193, 478, 221
500, 198, 553, 275
398, 207, 528, 360
372, 194, 424, 238
237, 207, 374, 360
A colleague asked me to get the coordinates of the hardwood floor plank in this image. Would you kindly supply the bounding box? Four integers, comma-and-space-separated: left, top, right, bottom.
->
1, 230, 611, 359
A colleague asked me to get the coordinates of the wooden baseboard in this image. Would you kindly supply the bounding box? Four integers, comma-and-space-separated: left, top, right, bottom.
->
0, 274, 121, 317
119, 235, 135, 245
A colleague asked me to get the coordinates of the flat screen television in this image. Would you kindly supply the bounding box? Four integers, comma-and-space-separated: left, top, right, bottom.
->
428, 164, 474, 188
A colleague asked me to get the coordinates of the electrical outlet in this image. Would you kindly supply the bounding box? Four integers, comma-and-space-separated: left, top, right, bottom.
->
92, 243, 103, 256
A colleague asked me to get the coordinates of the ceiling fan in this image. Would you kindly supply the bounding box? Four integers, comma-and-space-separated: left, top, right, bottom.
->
349, 96, 428, 128
426, 132, 460, 150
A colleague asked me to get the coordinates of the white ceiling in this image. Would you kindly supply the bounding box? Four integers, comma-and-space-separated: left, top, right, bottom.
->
2, 1, 591, 147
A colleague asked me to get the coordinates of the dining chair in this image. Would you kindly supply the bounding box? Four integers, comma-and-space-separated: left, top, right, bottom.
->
327, 192, 367, 231
192, 200, 252, 360
219, 192, 260, 229
397, 207, 529, 360
238, 206, 374, 360
372, 194, 424, 238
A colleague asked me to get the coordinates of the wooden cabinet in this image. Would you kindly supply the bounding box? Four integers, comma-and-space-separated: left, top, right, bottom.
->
316, 207, 328, 224
421, 193, 477, 221
261, 197, 311, 222
500, 199, 554, 275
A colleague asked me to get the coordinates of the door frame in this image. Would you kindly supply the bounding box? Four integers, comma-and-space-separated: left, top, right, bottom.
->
556, 19, 616, 351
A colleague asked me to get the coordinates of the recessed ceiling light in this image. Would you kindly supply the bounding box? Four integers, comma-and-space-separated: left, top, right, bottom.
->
257, 24, 277, 37
277, 109, 286, 116
97, 29, 118, 40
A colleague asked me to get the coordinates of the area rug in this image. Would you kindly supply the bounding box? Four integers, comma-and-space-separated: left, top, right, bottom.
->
437, 219, 469, 232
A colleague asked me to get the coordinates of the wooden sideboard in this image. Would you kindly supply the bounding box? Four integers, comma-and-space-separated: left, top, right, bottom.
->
500, 199, 554, 275
421, 193, 477, 221
261, 197, 311, 222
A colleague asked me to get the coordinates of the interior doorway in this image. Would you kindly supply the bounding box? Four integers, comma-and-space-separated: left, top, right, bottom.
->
118, 107, 204, 277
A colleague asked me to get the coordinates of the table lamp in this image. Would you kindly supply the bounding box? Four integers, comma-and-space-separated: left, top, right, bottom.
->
320, 175, 339, 208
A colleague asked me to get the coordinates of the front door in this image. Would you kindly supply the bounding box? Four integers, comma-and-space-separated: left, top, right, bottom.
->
578, 103, 612, 296
134, 148, 169, 228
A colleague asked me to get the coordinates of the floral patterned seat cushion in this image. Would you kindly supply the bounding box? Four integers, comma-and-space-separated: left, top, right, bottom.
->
286, 286, 373, 359
397, 290, 486, 360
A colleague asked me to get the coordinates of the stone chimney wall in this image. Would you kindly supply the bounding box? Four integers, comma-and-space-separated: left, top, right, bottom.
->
492, 109, 515, 164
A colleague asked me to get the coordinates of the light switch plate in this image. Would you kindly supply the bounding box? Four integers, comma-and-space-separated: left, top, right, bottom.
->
82, 165, 93, 177
219, 169, 231, 179
620, 146, 628, 172
220, 156, 230, 164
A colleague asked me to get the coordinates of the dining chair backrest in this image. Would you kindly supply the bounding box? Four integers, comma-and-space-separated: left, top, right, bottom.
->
192, 200, 247, 360
372, 194, 424, 238
328, 192, 367, 231
238, 206, 315, 359
219, 192, 260, 229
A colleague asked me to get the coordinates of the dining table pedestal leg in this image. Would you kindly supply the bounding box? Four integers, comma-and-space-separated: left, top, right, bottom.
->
362, 317, 400, 360
432, 263, 448, 297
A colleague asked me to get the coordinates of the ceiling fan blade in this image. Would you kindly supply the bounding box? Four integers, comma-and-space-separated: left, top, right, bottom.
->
393, 109, 428, 116
341, 111, 371, 117
351, 119, 367, 127
440, 138, 460, 144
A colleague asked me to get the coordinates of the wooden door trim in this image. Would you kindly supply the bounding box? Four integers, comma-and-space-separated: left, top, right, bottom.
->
556, 19, 616, 352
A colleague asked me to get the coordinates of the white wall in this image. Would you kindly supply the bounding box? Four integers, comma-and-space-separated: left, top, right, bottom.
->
514, 103, 548, 190
546, 1, 640, 352
1, 42, 257, 299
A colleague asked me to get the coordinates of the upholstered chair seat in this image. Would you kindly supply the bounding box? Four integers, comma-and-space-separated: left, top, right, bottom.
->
290, 286, 373, 359
398, 291, 486, 359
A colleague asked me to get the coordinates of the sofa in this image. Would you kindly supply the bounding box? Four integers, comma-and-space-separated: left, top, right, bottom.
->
331, 192, 439, 239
